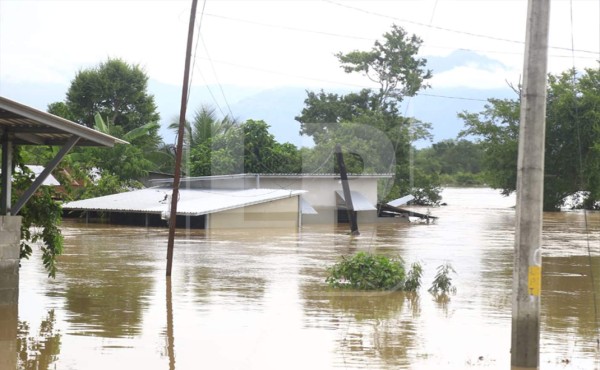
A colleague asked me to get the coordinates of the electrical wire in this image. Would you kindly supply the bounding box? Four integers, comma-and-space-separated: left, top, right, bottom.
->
568, 0, 600, 356
323, 0, 599, 56
200, 34, 236, 119
195, 56, 489, 102
204, 12, 598, 61
187, 0, 207, 105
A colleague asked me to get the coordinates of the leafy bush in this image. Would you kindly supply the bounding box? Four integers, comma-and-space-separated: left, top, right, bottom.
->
326, 252, 422, 291
428, 263, 457, 295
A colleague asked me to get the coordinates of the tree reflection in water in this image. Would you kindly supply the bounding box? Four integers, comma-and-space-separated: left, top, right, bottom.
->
17, 309, 61, 370
301, 280, 420, 368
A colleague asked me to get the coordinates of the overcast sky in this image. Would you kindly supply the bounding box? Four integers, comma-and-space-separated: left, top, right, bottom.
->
1, 0, 599, 107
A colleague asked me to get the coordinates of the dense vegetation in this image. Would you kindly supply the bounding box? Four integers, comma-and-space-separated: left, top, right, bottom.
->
414, 139, 485, 187
460, 68, 600, 211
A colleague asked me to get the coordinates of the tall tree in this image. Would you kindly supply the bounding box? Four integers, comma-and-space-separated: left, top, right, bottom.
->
42, 58, 164, 198
62, 58, 160, 134
460, 68, 600, 211
296, 25, 435, 204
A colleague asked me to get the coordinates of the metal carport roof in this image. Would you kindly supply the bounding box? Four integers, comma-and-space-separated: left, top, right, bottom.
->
0, 95, 126, 215
0, 96, 127, 146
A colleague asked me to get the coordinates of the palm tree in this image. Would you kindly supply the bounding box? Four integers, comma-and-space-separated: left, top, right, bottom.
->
168, 105, 238, 172
169, 105, 238, 150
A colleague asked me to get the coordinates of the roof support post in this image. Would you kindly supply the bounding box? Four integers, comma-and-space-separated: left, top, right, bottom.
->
1, 130, 12, 215
13, 135, 79, 215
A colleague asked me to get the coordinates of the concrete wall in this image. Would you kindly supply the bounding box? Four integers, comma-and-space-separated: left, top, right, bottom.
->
209, 196, 299, 229
0, 216, 21, 370
0, 216, 21, 304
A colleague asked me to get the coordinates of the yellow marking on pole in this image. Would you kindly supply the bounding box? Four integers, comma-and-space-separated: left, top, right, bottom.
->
528, 265, 541, 296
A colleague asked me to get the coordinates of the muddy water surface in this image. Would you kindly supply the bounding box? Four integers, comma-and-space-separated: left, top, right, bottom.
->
12, 188, 600, 369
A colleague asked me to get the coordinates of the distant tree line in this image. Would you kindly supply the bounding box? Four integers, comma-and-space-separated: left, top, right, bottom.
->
20, 23, 600, 277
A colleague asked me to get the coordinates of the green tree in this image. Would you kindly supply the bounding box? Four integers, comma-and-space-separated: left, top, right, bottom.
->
11, 160, 64, 278
336, 24, 431, 105
42, 59, 164, 198
169, 105, 237, 148
296, 25, 436, 204
169, 105, 238, 173
460, 68, 600, 211
63, 58, 160, 133
189, 119, 301, 176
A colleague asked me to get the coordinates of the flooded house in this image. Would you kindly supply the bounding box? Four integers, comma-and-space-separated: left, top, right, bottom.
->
62, 173, 398, 229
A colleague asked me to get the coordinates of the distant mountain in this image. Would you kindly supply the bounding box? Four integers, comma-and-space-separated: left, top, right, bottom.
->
220, 85, 513, 149
0, 50, 517, 149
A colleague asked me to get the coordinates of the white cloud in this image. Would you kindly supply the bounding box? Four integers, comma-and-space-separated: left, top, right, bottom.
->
431, 64, 521, 90
1, 0, 599, 97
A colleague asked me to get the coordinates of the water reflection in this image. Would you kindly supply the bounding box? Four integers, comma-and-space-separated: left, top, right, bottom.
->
301, 285, 419, 368
13, 188, 600, 369
17, 309, 60, 370
59, 236, 156, 338
164, 278, 175, 370
0, 304, 17, 370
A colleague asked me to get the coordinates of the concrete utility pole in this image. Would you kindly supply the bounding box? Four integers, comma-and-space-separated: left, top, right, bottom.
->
511, 0, 551, 368
166, 0, 198, 277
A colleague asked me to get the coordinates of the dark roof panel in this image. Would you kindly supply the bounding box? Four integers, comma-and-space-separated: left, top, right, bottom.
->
0, 96, 127, 147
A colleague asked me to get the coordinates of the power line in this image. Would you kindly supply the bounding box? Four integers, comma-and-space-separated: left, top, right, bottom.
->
569, 0, 600, 357
200, 34, 236, 119
197, 56, 491, 102
323, 0, 600, 56
187, 0, 207, 105
203, 11, 598, 61
204, 13, 374, 42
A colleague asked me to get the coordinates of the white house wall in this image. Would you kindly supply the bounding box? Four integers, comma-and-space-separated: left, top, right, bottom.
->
258, 177, 383, 225
209, 196, 299, 229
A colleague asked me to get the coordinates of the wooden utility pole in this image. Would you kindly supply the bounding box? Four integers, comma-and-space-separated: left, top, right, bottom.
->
511, 0, 550, 368
166, 0, 198, 277
335, 145, 359, 236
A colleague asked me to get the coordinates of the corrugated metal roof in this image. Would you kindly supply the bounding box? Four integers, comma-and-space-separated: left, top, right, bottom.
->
0, 96, 127, 147
335, 190, 377, 211
62, 188, 306, 216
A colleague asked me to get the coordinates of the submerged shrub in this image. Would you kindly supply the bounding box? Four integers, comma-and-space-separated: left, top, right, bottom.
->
404, 262, 423, 292
326, 251, 422, 291
428, 263, 457, 295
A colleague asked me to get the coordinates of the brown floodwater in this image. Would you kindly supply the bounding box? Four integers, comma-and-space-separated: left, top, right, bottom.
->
9, 187, 600, 369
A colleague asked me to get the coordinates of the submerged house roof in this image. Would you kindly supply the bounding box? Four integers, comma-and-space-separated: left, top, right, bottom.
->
62, 187, 306, 216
